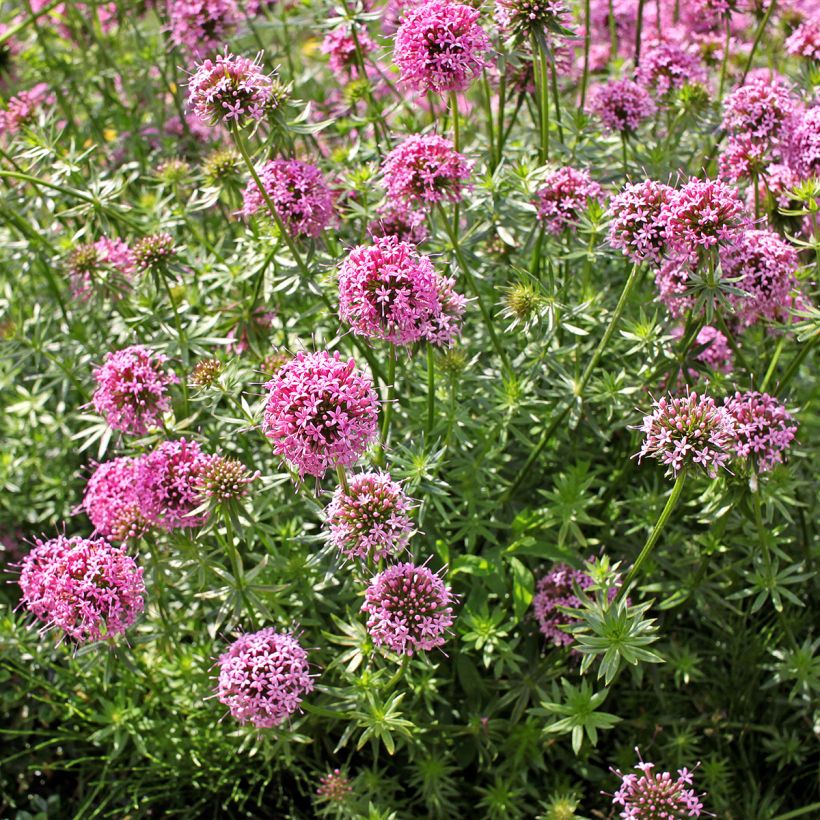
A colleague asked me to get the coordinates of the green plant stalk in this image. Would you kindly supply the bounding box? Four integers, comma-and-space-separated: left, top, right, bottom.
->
482, 70, 496, 172
634, 0, 646, 65
618, 469, 686, 597
740, 0, 778, 86
378, 349, 397, 465
496, 60, 507, 169
451, 90, 461, 234
222, 512, 257, 630
426, 343, 435, 436
776, 333, 817, 395
532, 36, 550, 163
608, 0, 618, 57
336, 464, 350, 494
718, 15, 732, 100
580, 0, 591, 110
760, 335, 785, 392
621, 133, 628, 178
771, 802, 820, 820
157, 268, 190, 417
546, 46, 564, 145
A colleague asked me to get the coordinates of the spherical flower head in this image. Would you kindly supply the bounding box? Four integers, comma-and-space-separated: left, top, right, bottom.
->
394, 0, 492, 94
133, 233, 176, 274
688, 325, 734, 373
262, 348, 290, 377
362, 562, 454, 655
607, 180, 673, 263
262, 350, 379, 478
636, 391, 736, 478
785, 20, 820, 61
421, 273, 466, 347
0, 83, 54, 136
168, 0, 238, 55
216, 628, 314, 728
368, 202, 430, 245
636, 41, 707, 98
197, 455, 259, 502
535, 167, 603, 235
241, 159, 334, 239
611, 750, 705, 819
494, 0, 568, 39
722, 77, 797, 146
321, 25, 377, 82
532, 563, 594, 648
316, 769, 353, 803
203, 147, 242, 186
18, 535, 145, 644
135, 438, 211, 530
68, 237, 136, 301
658, 178, 746, 259
190, 358, 222, 387
718, 135, 768, 183
786, 108, 820, 180
325, 471, 413, 562
720, 229, 799, 327
591, 79, 656, 134
381, 134, 473, 208
723, 391, 797, 473
338, 236, 441, 345
82, 457, 149, 542
187, 51, 276, 127
654, 257, 694, 318
91, 345, 178, 435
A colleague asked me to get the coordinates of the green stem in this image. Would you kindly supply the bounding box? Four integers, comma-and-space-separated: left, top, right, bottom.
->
426, 343, 435, 436
158, 269, 190, 417
771, 803, 820, 820
634, 0, 646, 65
546, 46, 564, 145
450, 90, 461, 234
580, 0, 591, 110
718, 15, 731, 99
378, 349, 397, 465
336, 465, 350, 494
482, 70, 496, 172
776, 333, 816, 395
532, 36, 550, 163
621, 133, 628, 178
740, 0, 777, 86
760, 335, 785, 392
618, 470, 687, 597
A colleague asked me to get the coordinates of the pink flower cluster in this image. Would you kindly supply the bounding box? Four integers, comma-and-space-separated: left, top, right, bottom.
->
82, 457, 147, 542
607, 180, 673, 263
241, 159, 334, 238
362, 561, 454, 655
424, 274, 466, 347
535, 167, 603, 235
316, 769, 353, 803
394, 0, 492, 94
0, 83, 54, 136
168, 0, 238, 54
591, 79, 655, 134
68, 237, 136, 301
325, 471, 414, 562
321, 25, 377, 83
262, 350, 379, 477
187, 51, 276, 127
611, 750, 705, 819
338, 236, 463, 346
91, 345, 178, 435
19, 535, 145, 644
532, 563, 594, 648
724, 391, 797, 473
494, 0, 568, 39
381, 134, 473, 208
636, 391, 736, 478
785, 20, 820, 61
197, 454, 260, 502
216, 628, 314, 728
721, 78, 797, 146
787, 108, 820, 180
636, 41, 706, 98
683, 325, 734, 374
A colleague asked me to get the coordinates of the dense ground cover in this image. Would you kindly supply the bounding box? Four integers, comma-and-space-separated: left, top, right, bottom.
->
0, 0, 818, 817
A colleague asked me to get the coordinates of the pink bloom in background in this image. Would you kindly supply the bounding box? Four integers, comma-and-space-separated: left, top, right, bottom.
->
316, 769, 353, 803
610, 749, 705, 819
168, 0, 238, 54
241, 159, 334, 238
658, 178, 746, 260
18, 535, 144, 644
721, 77, 798, 146
325, 470, 414, 562
607, 180, 673, 263
381, 134, 473, 207
786, 108, 820, 180
724, 391, 797, 473
0, 83, 54, 136
321, 25, 377, 82
494, 0, 568, 39
635, 40, 706, 97
674, 324, 734, 375
394, 0, 492, 93
92, 345, 178, 435
719, 134, 768, 183
68, 237, 136, 301
187, 51, 276, 127
368, 203, 429, 245
337, 236, 441, 345
197, 454, 259, 502
29, 1, 119, 42
757, 162, 801, 211
216, 628, 314, 728
654, 257, 694, 318
720, 229, 800, 327
785, 20, 820, 61
262, 350, 379, 478
82, 457, 148, 542
637, 391, 736, 478
133, 233, 177, 274
135, 438, 211, 530
423, 274, 466, 347
362, 562, 454, 655
591, 79, 655, 134
535, 167, 603, 235
532, 563, 594, 648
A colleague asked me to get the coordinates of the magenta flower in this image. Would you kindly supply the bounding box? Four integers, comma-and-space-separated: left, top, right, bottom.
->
635, 41, 706, 98
718, 135, 768, 183
720, 229, 799, 327
723, 391, 797, 473
381, 134, 473, 208
168, 0, 238, 55
0, 82, 53, 136
316, 769, 353, 803
187, 51, 276, 127
394, 0, 492, 94
262, 350, 379, 478
68, 237, 136, 302
362, 562, 454, 655
658, 178, 746, 260
19, 535, 145, 644
368, 203, 430, 245
654, 257, 694, 318
785, 20, 820, 61
636, 391, 736, 478
607, 180, 673, 263
422, 274, 466, 347
786, 108, 820, 180
321, 25, 377, 83
338, 236, 442, 345
241, 160, 334, 239
82, 457, 149, 542
675, 324, 734, 375
494, 0, 568, 39
135, 438, 211, 530
535, 167, 603, 235
590, 79, 655, 134
722, 77, 797, 146
216, 628, 314, 728
610, 749, 705, 819
532, 563, 594, 648
91, 345, 178, 435
325, 470, 414, 562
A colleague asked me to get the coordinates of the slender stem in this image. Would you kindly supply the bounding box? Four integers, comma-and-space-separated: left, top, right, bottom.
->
580, 0, 591, 110
621, 133, 629, 178
740, 0, 777, 86
771, 802, 820, 820
158, 269, 190, 416
426, 343, 435, 436
378, 348, 397, 465
482, 71, 496, 172
634, 0, 646, 65
618, 470, 686, 597
775, 334, 817, 395
496, 60, 507, 169
753, 170, 761, 221
532, 36, 550, 163
760, 335, 785, 392
336, 465, 350, 493
608, 0, 618, 58
546, 45, 564, 145
450, 91, 461, 234
718, 15, 731, 99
